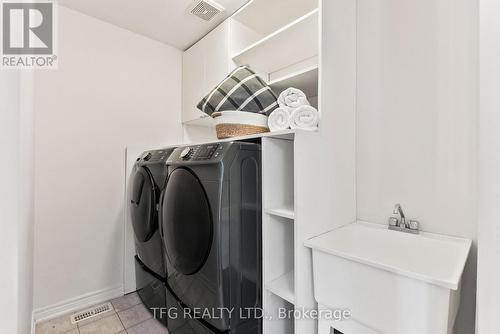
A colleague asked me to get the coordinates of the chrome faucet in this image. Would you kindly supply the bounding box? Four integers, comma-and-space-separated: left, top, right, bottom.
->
393, 203, 406, 228
388, 203, 419, 234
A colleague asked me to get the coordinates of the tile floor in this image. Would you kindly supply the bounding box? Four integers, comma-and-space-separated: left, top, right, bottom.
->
35, 292, 168, 334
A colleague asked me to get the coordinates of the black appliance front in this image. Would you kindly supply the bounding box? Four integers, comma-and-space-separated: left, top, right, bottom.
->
162, 142, 262, 334
130, 148, 173, 277
165, 286, 218, 334
130, 148, 174, 324
135, 256, 168, 326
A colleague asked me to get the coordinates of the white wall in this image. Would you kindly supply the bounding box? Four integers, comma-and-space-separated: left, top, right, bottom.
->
0, 71, 21, 334
356, 0, 478, 333
33, 6, 183, 315
18, 72, 35, 334
0, 71, 35, 334
477, 0, 500, 332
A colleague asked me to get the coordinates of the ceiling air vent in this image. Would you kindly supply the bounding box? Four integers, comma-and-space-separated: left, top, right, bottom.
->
70, 302, 114, 324
189, 0, 225, 22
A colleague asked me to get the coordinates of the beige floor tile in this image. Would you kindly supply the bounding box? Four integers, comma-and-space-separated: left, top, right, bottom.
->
78, 314, 124, 334
64, 329, 79, 334
117, 302, 152, 328
35, 313, 76, 334
127, 318, 168, 334
110, 292, 141, 312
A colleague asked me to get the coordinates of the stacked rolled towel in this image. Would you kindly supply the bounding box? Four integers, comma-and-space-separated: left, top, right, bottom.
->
268, 87, 320, 131
278, 87, 310, 108
290, 105, 320, 130
268, 108, 290, 131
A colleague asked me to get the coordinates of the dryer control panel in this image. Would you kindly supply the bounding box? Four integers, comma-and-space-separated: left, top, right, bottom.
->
138, 149, 172, 164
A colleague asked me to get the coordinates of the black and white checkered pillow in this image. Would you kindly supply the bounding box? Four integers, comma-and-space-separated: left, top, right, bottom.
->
197, 65, 279, 116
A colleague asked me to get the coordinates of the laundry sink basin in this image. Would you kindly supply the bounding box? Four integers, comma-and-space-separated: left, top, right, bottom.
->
304, 221, 472, 334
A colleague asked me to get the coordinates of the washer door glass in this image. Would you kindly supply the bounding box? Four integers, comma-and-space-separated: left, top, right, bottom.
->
130, 167, 157, 242
162, 168, 213, 276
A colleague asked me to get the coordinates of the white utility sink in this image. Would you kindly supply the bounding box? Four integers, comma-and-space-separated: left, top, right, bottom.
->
305, 221, 472, 334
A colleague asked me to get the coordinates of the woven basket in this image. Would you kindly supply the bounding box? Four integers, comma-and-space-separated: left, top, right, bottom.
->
215, 123, 269, 139
212, 111, 269, 139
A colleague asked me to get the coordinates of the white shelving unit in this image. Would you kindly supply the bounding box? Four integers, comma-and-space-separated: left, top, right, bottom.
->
231, 1, 356, 333
262, 136, 296, 333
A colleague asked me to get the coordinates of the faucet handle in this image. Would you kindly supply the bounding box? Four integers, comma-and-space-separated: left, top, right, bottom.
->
408, 220, 419, 231
388, 217, 399, 227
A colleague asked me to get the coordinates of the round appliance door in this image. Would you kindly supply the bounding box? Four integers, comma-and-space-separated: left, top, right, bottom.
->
130, 167, 157, 242
162, 168, 213, 276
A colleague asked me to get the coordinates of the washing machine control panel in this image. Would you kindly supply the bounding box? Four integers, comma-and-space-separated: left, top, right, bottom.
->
179, 143, 223, 161
139, 149, 170, 163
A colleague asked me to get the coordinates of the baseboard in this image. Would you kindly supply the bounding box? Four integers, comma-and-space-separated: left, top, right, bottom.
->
32, 285, 124, 325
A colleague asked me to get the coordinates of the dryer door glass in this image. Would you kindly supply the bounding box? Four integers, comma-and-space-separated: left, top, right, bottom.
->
130, 167, 157, 242
162, 168, 212, 276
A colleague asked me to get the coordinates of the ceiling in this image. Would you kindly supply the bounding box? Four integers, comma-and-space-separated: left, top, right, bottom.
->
57, 0, 249, 50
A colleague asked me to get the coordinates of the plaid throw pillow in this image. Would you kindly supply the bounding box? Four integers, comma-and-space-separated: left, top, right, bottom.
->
197, 65, 279, 116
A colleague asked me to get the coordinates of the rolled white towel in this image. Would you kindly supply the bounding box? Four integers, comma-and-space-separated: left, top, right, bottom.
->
268, 108, 291, 131
289, 105, 320, 130
278, 88, 310, 108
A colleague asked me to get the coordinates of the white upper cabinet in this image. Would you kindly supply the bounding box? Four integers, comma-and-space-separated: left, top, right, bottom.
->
182, 22, 231, 125
182, 38, 207, 124
204, 24, 231, 91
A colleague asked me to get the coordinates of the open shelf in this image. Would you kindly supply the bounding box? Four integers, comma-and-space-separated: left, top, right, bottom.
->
268, 65, 319, 97
265, 205, 295, 220
266, 271, 295, 304
232, 0, 318, 37
232, 9, 319, 74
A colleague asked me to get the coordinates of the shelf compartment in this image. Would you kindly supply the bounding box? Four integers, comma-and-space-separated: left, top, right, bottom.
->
265, 205, 295, 220
232, 0, 318, 37
232, 9, 319, 75
268, 64, 318, 98
266, 271, 295, 304
264, 292, 295, 334
261, 137, 294, 209
263, 215, 295, 299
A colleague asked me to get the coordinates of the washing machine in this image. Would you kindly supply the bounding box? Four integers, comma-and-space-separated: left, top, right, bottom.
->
161, 142, 262, 334
129, 148, 174, 325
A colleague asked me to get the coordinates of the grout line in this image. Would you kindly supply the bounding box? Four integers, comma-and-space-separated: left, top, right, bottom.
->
114, 299, 151, 330
116, 309, 126, 332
